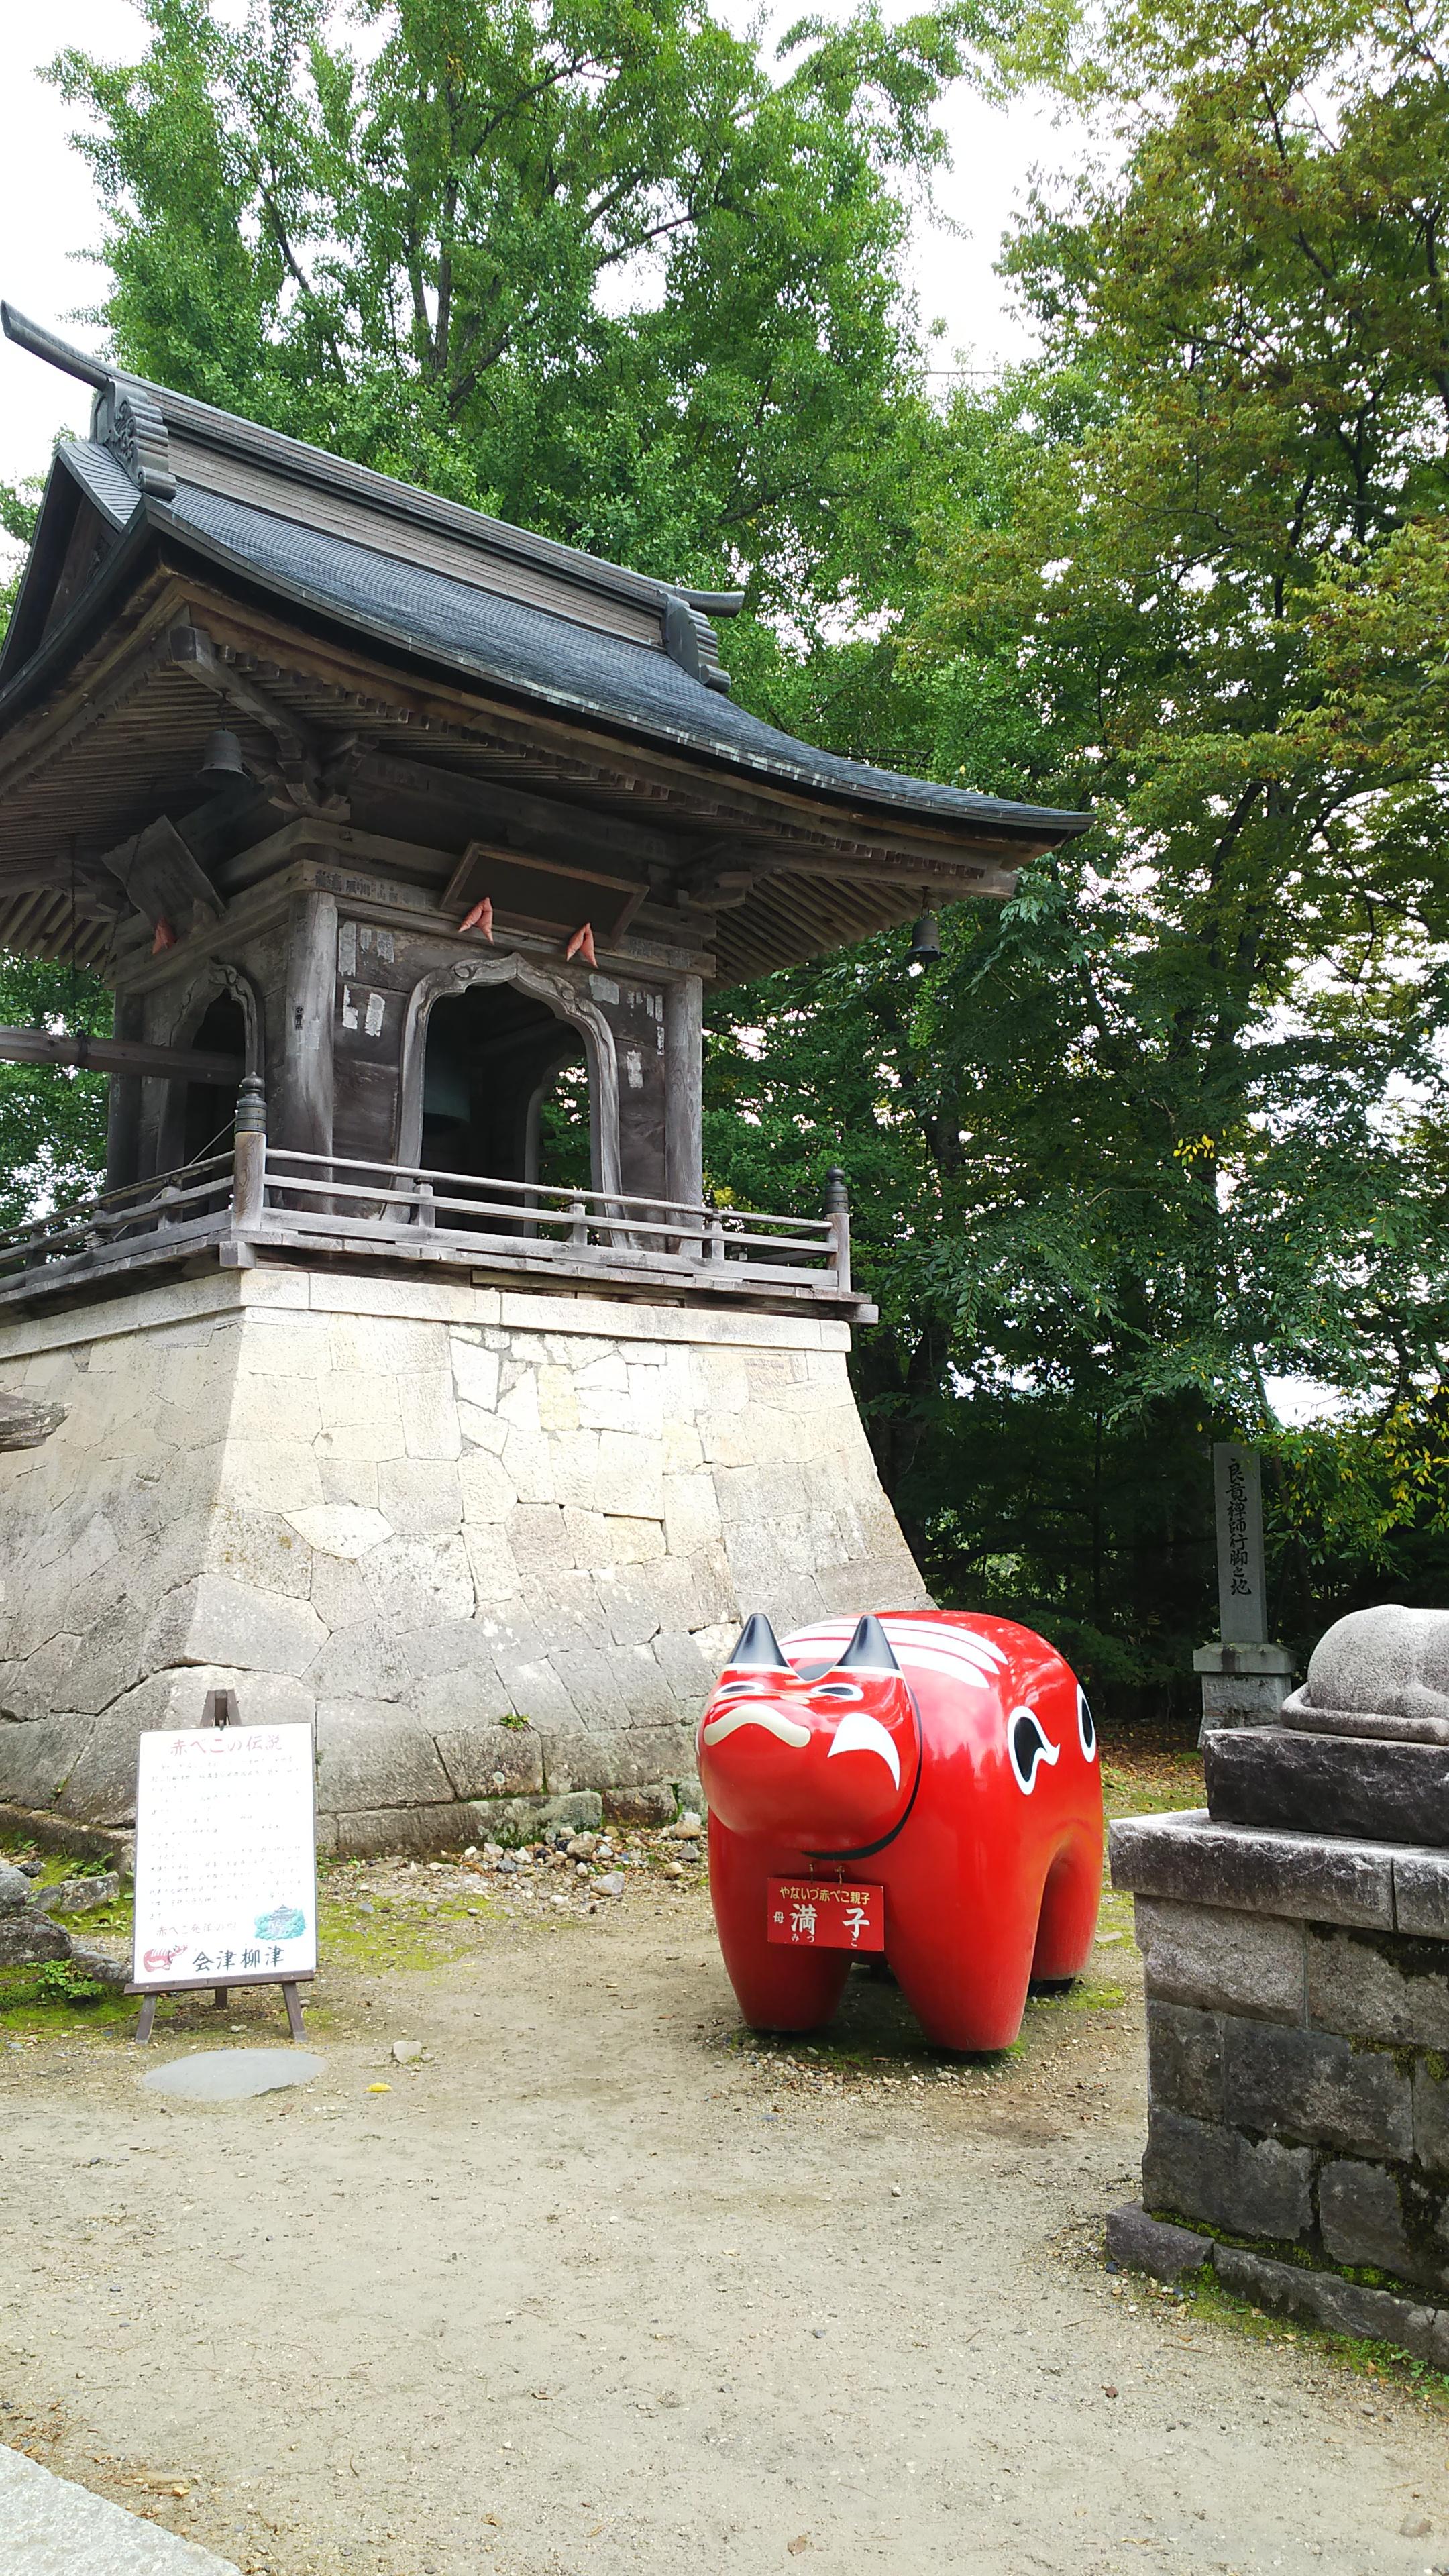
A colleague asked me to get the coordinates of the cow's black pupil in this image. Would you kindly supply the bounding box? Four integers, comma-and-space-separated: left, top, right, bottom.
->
1081, 1698, 1095, 1750
1013, 1713, 1045, 1774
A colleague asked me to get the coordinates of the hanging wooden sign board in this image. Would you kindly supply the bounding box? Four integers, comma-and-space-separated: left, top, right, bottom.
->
127, 1690, 317, 2043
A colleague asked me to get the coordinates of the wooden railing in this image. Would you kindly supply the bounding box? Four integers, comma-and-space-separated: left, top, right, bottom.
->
0, 1151, 237, 1289
0, 1106, 853, 1304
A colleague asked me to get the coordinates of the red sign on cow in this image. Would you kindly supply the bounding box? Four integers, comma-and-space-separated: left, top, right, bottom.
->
767, 1879, 884, 1951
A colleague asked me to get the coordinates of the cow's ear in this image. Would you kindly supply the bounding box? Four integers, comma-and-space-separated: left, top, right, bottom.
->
725, 1611, 794, 1673
835, 1614, 901, 1674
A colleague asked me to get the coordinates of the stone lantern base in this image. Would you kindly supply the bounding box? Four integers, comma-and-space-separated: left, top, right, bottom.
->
1108, 1791, 1449, 2364
0, 1267, 926, 1856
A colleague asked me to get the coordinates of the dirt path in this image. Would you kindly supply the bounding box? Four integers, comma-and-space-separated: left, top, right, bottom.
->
3, 1870, 1447, 2576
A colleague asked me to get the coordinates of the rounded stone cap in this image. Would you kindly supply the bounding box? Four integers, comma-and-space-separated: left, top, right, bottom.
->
1283, 1603, 1449, 1743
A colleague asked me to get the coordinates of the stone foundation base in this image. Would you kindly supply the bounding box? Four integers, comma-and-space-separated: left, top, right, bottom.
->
1106, 2204, 1449, 2367
0, 1265, 926, 1854
1111, 1808, 1449, 2310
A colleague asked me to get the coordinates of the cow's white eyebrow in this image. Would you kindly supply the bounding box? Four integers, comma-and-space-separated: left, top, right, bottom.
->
701, 1707, 811, 1750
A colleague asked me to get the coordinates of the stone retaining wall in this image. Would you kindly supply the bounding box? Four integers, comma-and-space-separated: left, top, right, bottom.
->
0, 1265, 926, 1855
1112, 1809, 1449, 2308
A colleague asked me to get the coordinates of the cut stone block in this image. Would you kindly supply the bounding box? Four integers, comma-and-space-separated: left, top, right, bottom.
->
1305, 1925, 1449, 2048
1205, 1726, 1449, 1849
604, 1782, 678, 1825
0, 1714, 95, 1813
1221, 2016, 1413, 2161
1391, 1849, 1449, 1939
1112, 1811, 1395, 1930
1413, 2062, 1449, 2177
536, 1724, 696, 1795
1146, 2001, 1225, 2124
1142, 2108, 1313, 2240
1317, 2157, 1421, 2283
432, 1723, 545, 1799
1133, 1896, 1305, 2023
1210, 2241, 1449, 2368
1105, 2204, 1213, 2279
313, 1721, 454, 1809
329, 1801, 475, 1858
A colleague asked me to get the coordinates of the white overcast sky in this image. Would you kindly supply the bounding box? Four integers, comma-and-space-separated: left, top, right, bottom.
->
0, 0, 1079, 489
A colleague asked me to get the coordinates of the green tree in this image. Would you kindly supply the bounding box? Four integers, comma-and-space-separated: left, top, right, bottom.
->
706, 0, 1449, 1708
7, 0, 1043, 1228
50, 0, 1032, 616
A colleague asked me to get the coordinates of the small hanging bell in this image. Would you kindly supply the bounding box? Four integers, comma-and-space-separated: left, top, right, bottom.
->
200, 727, 248, 784
907, 900, 942, 971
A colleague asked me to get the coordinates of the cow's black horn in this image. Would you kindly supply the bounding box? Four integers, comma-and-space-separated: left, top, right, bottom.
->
836, 1613, 901, 1673
726, 1611, 793, 1672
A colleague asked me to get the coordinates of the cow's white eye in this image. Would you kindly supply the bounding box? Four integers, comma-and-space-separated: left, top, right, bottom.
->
1077, 1686, 1097, 1762
813, 1682, 863, 1702
716, 1679, 769, 1698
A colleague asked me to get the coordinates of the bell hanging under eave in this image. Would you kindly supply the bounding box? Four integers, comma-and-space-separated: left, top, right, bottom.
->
200, 726, 248, 783
907, 902, 942, 971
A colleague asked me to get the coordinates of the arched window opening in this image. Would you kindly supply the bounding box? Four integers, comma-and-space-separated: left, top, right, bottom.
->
180, 994, 246, 1169
421, 985, 592, 1217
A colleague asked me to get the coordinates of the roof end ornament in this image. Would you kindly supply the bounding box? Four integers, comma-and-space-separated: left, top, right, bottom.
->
97, 382, 176, 502
663, 590, 733, 697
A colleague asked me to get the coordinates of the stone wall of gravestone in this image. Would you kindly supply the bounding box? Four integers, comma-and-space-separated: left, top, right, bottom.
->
0, 1269, 928, 1854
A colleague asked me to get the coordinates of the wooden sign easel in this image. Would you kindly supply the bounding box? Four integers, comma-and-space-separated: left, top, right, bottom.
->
127, 1688, 316, 2045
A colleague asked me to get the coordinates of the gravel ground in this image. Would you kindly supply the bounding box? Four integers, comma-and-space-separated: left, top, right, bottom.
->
3, 1833, 1448, 2576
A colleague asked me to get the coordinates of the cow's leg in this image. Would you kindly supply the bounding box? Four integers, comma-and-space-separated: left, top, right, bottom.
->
883, 1861, 1038, 2053
707, 1825, 851, 2032
1030, 1832, 1102, 1982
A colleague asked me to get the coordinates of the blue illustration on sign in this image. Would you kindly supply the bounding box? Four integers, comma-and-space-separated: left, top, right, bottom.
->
254, 1904, 307, 1941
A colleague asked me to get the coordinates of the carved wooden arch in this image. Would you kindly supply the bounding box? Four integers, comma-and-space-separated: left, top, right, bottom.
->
151, 961, 266, 1175
166, 961, 266, 1079
396, 951, 622, 1199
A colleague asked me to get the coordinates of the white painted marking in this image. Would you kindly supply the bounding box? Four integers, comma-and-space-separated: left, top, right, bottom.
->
826, 1710, 901, 1788
701, 1707, 811, 1750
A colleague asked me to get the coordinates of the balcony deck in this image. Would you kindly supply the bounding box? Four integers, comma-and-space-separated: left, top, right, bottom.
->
0, 1140, 868, 1319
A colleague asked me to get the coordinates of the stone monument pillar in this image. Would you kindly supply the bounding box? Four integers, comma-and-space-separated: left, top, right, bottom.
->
1192, 1442, 1293, 1739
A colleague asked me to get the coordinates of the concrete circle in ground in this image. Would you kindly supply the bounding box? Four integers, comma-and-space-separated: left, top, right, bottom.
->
140, 2048, 325, 2101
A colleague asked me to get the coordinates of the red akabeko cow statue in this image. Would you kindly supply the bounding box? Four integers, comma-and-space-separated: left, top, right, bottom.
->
697, 1608, 1102, 2051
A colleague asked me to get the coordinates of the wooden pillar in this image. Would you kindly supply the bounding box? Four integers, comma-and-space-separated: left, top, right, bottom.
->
664, 973, 704, 1210
276, 890, 336, 1157
105, 990, 144, 1191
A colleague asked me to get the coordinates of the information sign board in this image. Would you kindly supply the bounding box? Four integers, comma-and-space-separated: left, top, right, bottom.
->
131, 1723, 317, 1993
